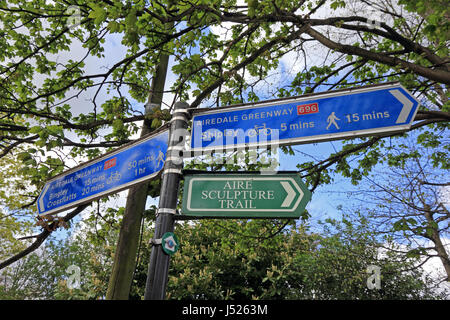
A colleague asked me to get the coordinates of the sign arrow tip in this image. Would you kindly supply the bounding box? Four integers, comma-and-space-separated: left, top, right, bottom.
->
38, 184, 50, 214
390, 89, 414, 124
280, 181, 295, 207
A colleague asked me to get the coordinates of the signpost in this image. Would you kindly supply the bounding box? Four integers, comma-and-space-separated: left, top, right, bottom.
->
181, 173, 311, 218
33, 82, 421, 300
190, 83, 419, 151
37, 129, 169, 216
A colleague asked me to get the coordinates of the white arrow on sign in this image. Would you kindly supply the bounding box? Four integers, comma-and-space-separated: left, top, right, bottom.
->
390, 89, 414, 124
280, 181, 296, 208
38, 184, 50, 213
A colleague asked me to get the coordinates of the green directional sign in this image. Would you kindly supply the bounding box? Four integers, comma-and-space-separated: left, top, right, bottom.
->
181, 173, 312, 218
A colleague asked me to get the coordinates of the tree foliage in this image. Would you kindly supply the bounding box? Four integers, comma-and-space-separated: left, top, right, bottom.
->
1, 213, 444, 299
164, 218, 443, 299
344, 137, 449, 282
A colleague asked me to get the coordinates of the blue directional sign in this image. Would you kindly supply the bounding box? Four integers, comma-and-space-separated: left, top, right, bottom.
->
190, 83, 419, 151
37, 129, 169, 216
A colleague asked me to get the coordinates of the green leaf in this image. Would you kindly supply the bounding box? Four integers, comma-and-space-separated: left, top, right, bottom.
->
29, 126, 42, 134
107, 21, 121, 33
88, 4, 107, 26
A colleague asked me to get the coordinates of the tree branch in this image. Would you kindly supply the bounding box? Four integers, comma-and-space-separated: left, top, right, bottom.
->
0, 204, 88, 270
305, 26, 450, 85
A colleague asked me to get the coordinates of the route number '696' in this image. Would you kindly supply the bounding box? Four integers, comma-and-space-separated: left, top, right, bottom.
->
297, 103, 319, 115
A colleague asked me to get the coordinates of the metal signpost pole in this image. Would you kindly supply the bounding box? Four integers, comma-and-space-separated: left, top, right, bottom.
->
144, 101, 189, 300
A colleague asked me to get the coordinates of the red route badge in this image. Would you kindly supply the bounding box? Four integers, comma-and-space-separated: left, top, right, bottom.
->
104, 157, 117, 170
297, 103, 319, 115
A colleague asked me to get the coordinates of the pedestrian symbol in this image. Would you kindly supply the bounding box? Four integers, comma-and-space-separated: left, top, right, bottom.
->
156, 150, 165, 167
326, 112, 341, 130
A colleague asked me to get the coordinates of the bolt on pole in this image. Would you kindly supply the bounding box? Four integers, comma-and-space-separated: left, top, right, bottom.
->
144, 101, 190, 300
